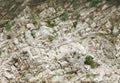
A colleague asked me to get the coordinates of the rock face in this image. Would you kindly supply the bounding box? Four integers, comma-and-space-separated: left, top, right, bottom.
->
82, 33, 117, 59
0, 0, 120, 83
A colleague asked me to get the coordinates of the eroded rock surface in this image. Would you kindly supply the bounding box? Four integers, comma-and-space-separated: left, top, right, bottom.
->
0, 0, 120, 83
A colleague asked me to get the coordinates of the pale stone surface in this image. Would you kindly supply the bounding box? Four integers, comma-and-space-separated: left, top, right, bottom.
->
26, 23, 36, 30
0, 0, 120, 83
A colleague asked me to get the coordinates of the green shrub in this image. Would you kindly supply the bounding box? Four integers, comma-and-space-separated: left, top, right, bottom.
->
90, 0, 103, 7
60, 12, 69, 21
5, 23, 12, 31
84, 55, 99, 68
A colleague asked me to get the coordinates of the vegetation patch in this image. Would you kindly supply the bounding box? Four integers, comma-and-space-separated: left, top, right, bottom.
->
5, 22, 12, 31
60, 12, 69, 21
84, 55, 99, 68
0, 50, 2, 56
47, 19, 56, 28
90, 0, 103, 7
31, 32, 36, 38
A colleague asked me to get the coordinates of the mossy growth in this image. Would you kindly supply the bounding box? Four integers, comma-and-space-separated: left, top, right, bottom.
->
48, 35, 55, 42
60, 12, 69, 21
47, 19, 56, 28
0, 49, 4, 56
86, 72, 98, 78
90, 0, 103, 7
72, 0, 79, 9
84, 55, 99, 68
31, 32, 36, 38
5, 22, 12, 31
0, 50, 2, 56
